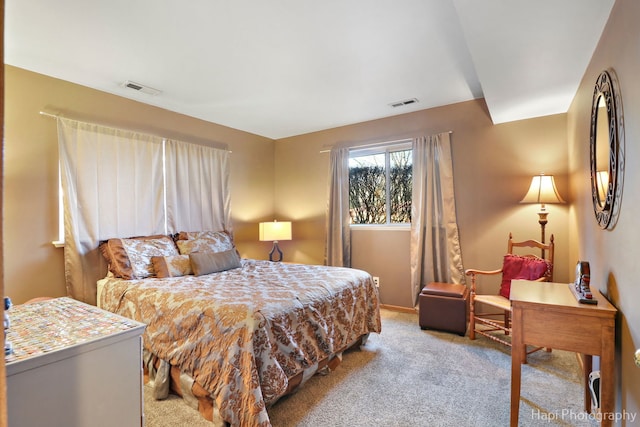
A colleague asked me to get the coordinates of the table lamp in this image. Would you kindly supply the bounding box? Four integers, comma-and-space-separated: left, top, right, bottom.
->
259, 220, 292, 262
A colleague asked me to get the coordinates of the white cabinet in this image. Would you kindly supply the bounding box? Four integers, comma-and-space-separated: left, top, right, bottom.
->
5, 297, 146, 427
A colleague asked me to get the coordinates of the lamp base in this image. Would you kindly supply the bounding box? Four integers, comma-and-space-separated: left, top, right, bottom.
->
537, 210, 549, 258
269, 241, 283, 262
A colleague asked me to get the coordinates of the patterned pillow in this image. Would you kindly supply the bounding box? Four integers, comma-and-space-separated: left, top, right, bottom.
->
99, 235, 179, 279
175, 230, 232, 241
499, 254, 551, 299
151, 255, 193, 278
121, 236, 180, 279
175, 230, 235, 255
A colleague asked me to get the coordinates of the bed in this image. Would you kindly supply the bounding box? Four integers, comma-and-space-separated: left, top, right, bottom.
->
96, 231, 381, 426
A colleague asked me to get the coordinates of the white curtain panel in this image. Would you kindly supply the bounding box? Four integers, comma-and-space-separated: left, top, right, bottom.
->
58, 118, 165, 304
325, 147, 351, 267
410, 132, 465, 306
164, 139, 231, 234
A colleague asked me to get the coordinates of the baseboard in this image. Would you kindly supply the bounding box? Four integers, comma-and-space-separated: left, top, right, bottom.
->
380, 304, 418, 314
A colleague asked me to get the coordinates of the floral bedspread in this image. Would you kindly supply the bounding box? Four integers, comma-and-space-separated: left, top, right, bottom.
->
98, 259, 381, 426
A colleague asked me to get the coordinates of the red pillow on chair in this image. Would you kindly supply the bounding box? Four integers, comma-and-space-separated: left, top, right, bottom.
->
499, 254, 550, 299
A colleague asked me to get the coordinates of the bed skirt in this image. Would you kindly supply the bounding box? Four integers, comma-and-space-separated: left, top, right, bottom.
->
144, 333, 370, 425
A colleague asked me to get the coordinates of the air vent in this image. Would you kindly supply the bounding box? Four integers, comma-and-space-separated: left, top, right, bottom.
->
122, 80, 162, 96
389, 98, 419, 108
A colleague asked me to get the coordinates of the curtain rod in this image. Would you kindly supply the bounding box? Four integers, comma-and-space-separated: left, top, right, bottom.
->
319, 131, 453, 153
40, 110, 107, 128
39, 110, 232, 153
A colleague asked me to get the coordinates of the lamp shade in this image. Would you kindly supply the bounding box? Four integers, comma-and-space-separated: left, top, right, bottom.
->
259, 221, 292, 242
520, 174, 565, 205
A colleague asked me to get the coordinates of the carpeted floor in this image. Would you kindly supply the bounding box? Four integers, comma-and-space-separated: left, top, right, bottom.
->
144, 309, 599, 426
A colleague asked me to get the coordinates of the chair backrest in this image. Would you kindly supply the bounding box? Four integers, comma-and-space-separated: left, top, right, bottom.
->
507, 232, 554, 282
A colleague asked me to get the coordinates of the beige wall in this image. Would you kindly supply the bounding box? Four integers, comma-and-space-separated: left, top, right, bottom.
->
4, 66, 275, 304
276, 100, 570, 307
567, 0, 640, 419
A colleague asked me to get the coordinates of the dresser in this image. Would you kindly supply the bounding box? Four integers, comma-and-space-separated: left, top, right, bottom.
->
5, 297, 146, 427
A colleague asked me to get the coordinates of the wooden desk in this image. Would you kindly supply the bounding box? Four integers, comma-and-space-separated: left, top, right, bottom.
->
509, 280, 617, 427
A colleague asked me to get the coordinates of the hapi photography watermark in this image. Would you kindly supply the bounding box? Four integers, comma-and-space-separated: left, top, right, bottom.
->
531, 409, 637, 423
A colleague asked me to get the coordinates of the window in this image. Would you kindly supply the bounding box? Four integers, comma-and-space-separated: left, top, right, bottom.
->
348, 141, 412, 225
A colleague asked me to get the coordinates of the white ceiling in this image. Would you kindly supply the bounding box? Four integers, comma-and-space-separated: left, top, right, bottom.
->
6, 0, 614, 140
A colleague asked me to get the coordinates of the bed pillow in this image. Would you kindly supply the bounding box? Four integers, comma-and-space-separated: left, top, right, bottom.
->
175, 230, 235, 255
121, 236, 181, 279
175, 230, 233, 241
100, 235, 179, 279
151, 255, 193, 278
499, 254, 551, 299
189, 249, 242, 276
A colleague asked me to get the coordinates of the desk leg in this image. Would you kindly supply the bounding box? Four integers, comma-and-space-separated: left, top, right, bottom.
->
583, 354, 592, 414
510, 307, 525, 427
600, 329, 615, 427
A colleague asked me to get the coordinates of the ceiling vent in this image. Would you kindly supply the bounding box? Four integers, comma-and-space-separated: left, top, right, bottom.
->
389, 98, 419, 108
122, 80, 162, 96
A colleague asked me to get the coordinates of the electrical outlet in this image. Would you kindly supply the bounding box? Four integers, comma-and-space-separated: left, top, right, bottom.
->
373, 277, 380, 287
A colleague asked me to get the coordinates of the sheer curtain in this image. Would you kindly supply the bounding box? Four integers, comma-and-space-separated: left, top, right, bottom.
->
164, 139, 231, 234
58, 118, 165, 304
410, 132, 465, 306
325, 147, 351, 267
58, 119, 231, 304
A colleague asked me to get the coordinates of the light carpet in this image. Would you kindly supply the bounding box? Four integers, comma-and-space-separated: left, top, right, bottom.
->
144, 309, 598, 426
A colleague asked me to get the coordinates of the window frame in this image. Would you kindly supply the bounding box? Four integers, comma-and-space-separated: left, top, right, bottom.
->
348, 140, 413, 229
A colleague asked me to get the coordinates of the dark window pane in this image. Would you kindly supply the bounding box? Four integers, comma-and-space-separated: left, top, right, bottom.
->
349, 154, 386, 224
389, 149, 412, 223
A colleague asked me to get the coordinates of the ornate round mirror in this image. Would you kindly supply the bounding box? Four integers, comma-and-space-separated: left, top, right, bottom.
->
590, 70, 624, 229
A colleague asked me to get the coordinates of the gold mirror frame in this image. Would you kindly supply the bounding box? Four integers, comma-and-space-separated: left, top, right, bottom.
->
590, 69, 624, 230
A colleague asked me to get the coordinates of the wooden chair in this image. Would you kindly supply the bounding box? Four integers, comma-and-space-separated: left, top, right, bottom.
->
465, 233, 554, 355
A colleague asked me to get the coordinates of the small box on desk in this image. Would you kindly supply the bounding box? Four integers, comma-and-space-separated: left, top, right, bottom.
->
419, 282, 469, 336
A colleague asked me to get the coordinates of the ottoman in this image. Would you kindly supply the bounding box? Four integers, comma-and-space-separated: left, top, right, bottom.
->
419, 282, 469, 336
